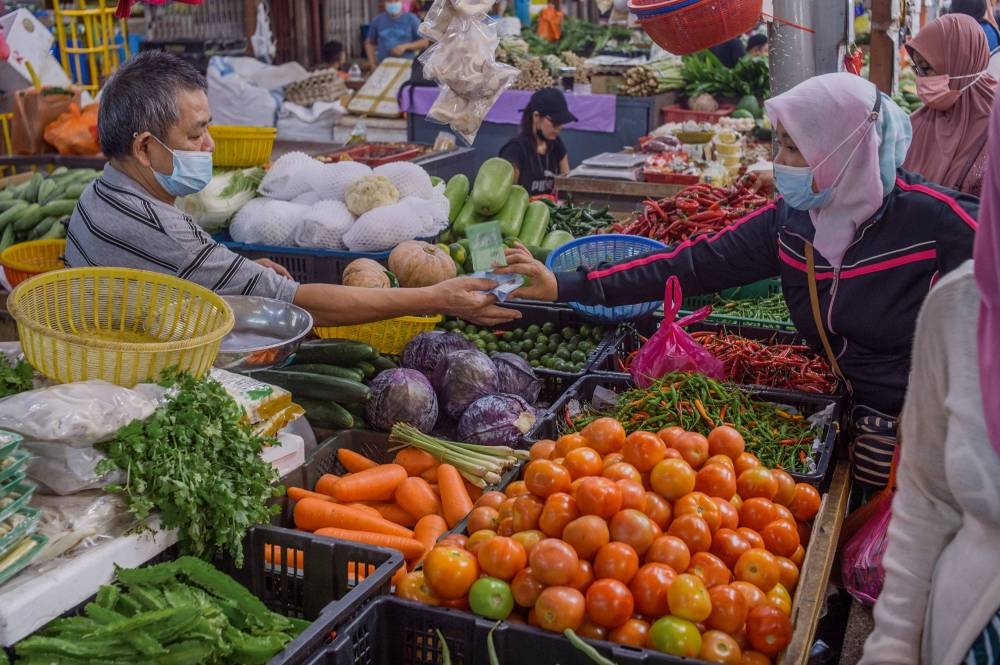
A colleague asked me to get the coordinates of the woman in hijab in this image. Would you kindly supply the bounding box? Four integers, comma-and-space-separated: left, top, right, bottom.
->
497, 73, 978, 493
860, 80, 1000, 665
903, 13, 997, 196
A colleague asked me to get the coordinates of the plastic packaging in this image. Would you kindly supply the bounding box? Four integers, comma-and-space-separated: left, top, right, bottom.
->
629, 276, 725, 387
841, 488, 893, 605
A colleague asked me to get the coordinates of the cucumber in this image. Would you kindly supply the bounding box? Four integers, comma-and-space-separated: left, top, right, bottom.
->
36, 179, 60, 206
444, 173, 470, 224
451, 198, 480, 237
0, 190, 13, 201
287, 363, 365, 382
292, 339, 378, 366
541, 229, 575, 251
372, 355, 397, 372
0, 225, 14, 252
0, 203, 28, 230
517, 201, 551, 247
12, 204, 44, 231
469, 158, 515, 217
21, 173, 43, 203
295, 398, 354, 429
40, 221, 67, 239
355, 360, 376, 379
249, 369, 371, 403
49, 166, 69, 178
62, 183, 87, 199
29, 216, 58, 239
495, 185, 529, 239
0, 199, 24, 212
39, 199, 78, 217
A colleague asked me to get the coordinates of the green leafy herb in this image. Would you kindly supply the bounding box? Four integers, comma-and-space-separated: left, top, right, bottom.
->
0, 356, 34, 399
97, 369, 282, 567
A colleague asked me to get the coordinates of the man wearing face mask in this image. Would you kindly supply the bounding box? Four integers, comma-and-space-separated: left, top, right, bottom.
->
365, 1, 428, 70
495, 73, 978, 497
63, 51, 519, 329
902, 14, 997, 196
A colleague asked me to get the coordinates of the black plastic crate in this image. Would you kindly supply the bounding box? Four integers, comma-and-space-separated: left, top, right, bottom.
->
306, 596, 704, 665
530, 373, 841, 487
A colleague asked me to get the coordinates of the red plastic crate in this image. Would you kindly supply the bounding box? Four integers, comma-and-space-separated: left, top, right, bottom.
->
642, 169, 700, 185
321, 143, 427, 168
662, 103, 735, 124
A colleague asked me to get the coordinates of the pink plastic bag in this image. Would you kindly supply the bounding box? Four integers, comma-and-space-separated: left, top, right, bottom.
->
841, 488, 893, 605
629, 276, 725, 388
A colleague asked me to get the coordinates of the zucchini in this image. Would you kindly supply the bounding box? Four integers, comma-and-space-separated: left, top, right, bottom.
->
40, 221, 67, 239
21, 173, 43, 203
541, 229, 575, 251
36, 179, 60, 206
0, 203, 28, 229
0, 199, 24, 212
372, 355, 397, 372
287, 363, 365, 382
29, 216, 58, 239
0, 225, 14, 252
292, 339, 378, 366
451, 198, 480, 237
62, 182, 87, 199
12, 204, 44, 231
495, 185, 529, 239
49, 166, 69, 178
355, 360, 376, 379
517, 201, 551, 247
295, 398, 354, 429
39, 199, 78, 218
444, 173, 470, 224
469, 158, 515, 217
249, 369, 371, 403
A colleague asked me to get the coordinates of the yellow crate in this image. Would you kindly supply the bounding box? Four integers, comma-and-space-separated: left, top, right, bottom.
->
314, 315, 442, 355
7, 267, 234, 387
1, 240, 67, 288
209, 125, 277, 167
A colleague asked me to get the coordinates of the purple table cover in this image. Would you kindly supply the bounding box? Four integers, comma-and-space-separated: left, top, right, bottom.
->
399, 86, 617, 134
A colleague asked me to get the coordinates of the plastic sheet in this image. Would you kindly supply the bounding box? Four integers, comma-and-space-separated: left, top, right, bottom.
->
841, 488, 893, 605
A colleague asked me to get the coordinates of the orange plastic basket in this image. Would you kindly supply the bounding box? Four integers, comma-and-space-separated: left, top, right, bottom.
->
1, 240, 66, 288
636, 0, 762, 56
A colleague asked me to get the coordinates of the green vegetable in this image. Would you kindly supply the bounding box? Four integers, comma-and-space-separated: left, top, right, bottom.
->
495, 185, 529, 238
542, 200, 616, 237
12, 203, 44, 231
287, 363, 364, 382
248, 369, 371, 403
295, 398, 354, 429
564, 628, 616, 665
356, 360, 376, 379
470, 158, 515, 218
452, 198, 480, 237
540, 229, 574, 251
40, 220, 66, 239
731, 109, 755, 120
0, 224, 14, 252
444, 173, 470, 224
292, 339, 378, 366
0, 202, 27, 229
735, 94, 762, 118
517, 201, 550, 247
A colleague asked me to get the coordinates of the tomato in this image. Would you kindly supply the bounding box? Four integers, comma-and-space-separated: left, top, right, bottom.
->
700, 630, 743, 664
708, 584, 749, 634
530, 439, 557, 461
772, 503, 796, 525
708, 426, 746, 460
466, 529, 498, 555
745, 604, 792, 656
563, 447, 604, 480
603, 461, 643, 484
770, 469, 796, 506
555, 432, 587, 458
789, 544, 805, 568
737, 468, 778, 501
497, 518, 514, 537
646, 534, 691, 572
511, 567, 545, 608
466, 506, 499, 534
562, 514, 611, 560
477, 536, 527, 581
675, 492, 723, 533
796, 520, 812, 548
423, 546, 479, 600
734, 452, 761, 477
538, 492, 580, 538
529, 538, 580, 586
787, 483, 821, 522
512, 494, 545, 532
760, 519, 800, 558
610, 508, 660, 556
630, 562, 676, 616
534, 586, 586, 634
657, 426, 686, 448
775, 557, 800, 592
581, 417, 627, 455
585, 578, 635, 628
594, 541, 641, 584
741, 651, 774, 665
617, 480, 646, 511
609, 617, 650, 647
476, 491, 507, 510
714, 497, 740, 531
711, 528, 752, 569
734, 548, 780, 592
511, 529, 545, 557
575, 476, 623, 519
438, 596, 470, 611
395, 570, 440, 605
667, 514, 713, 554
570, 559, 595, 593
673, 432, 710, 469
506, 480, 531, 497
602, 452, 625, 469
689, 551, 732, 588
642, 492, 673, 530
623, 430, 668, 473
437, 533, 468, 549
739, 498, 777, 532
738, 527, 766, 550
696, 463, 738, 500
766, 583, 792, 616
468, 577, 514, 620
650, 458, 697, 501
667, 573, 712, 622
649, 616, 703, 657
576, 619, 608, 641
705, 454, 736, 470
524, 459, 572, 498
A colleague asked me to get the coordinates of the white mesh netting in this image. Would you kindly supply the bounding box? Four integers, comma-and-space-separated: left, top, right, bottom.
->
342, 195, 449, 252
230, 199, 309, 246
292, 200, 356, 250
258, 152, 317, 200
373, 161, 434, 200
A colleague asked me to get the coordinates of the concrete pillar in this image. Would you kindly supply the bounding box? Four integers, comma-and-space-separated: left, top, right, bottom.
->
813, 0, 848, 75
769, 0, 816, 95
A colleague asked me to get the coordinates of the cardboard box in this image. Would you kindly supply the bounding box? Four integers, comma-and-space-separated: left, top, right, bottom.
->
591, 74, 625, 95
346, 57, 412, 118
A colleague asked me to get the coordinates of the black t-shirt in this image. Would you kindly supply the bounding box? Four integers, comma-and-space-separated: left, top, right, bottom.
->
709, 38, 747, 68
499, 134, 567, 196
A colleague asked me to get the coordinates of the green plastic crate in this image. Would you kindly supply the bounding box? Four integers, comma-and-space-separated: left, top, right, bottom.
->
680, 278, 795, 331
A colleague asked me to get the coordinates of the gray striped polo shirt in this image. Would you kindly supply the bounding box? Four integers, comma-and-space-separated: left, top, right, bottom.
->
64, 163, 298, 302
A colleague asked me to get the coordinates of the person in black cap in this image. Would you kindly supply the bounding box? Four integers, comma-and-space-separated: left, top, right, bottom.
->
499, 87, 578, 197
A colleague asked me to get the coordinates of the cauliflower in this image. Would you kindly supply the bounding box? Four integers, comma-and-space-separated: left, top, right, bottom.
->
344, 175, 400, 216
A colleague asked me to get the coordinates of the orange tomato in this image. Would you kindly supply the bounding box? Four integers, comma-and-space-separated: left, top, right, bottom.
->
714, 497, 741, 531
506, 480, 531, 497
609, 617, 651, 648
766, 583, 792, 616
745, 604, 792, 657
770, 469, 796, 506
563, 447, 604, 480
581, 417, 626, 455
530, 439, 557, 461
575, 476, 623, 519
512, 494, 545, 532
609, 508, 660, 556
511, 567, 545, 608
708, 426, 746, 460
396, 570, 441, 605
734, 452, 761, 477
650, 458, 697, 501
477, 536, 527, 581
736, 468, 778, 501
738, 527, 766, 550
675, 492, 723, 533
642, 491, 674, 530
696, 463, 738, 500
534, 586, 586, 634
711, 528, 753, 569
467, 506, 500, 534
700, 630, 743, 665
524, 459, 572, 498
667, 573, 712, 622
529, 538, 580, 587
689, 551, 732, 588
776, 557, 800, 592
708, 584, 749, 634
705, 454, 736, 470
772, 503, 795, 525
739, 498, 777, 532
585, 578, 635, 629
667, 513, 713, 554
761, 519, 800, 558
437, 533, 468, 549
423, 546, 479, 600
646, 534, 691, 572
657, 426, 687, 448
734, 548, 780, 592
593, 541, 641, 584
511, 529, 545, 557
604, 461, 643, 484
740, 651, 774, 665
630, 562, 676, 616
576, 618, 608, 641
732, 581, 769, 611
466, 529, 498, 555
569, 559, 595, 593
602, 452, 626, 469
787, 483, 821, 522
562, 514, 611, 560
622, 430, 668, 473
498, 498, 516, 522
673, 432, 710, 469
555, 432, 587, 458
475, 491, 507, 510
538, 492, 580, 538
789, 544, 806, 568
617, 479, 646, 511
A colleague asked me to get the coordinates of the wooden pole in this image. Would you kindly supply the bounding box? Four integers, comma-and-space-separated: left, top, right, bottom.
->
869, 0, 894, 94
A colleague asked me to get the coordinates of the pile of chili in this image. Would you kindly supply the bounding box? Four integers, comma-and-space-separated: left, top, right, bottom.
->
690, 332, 838, 394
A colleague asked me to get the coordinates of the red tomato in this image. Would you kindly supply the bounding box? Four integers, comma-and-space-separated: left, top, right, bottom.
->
667, 573, 712, 622
562, 514, 611, 560
609, 508, 660, 556
581, 417, 627, 455
395, 570, 440, 605
713, 497, 741, 531
609, 617, 650, 648
603, 461, 643, 485
770, 469, 796, 506
650, 458, 697, 501
467, 506, 499, 534
476, 491, 507, 510
642, 491, 674, 530
673, 432, 710, 469
477, 536, 527, 581
667, 513, 713, 554
593, 541, 641, 584
534, 586, 586, 634
734, 548, 780, 592
569, 559, 595, 593
732, 581, 769, 611
576, 618, 608, 641
787, 483, 821, 522
524, 459, 572, 498
506, 481, 531, 497
657, 426, 686, 448
775, 556, 800, 592
767, 583, 792, 616
630, 562, 676, 616
555, 433, 587, 458
689, 551, 733, 588
733, 453, 761, 477
529, 439, 557, 461
696, 463, 738, 500
511, 567, 545, 608
575, 476, 623, 519
739, 498, 777, 533
675, 491, 723, 533
622, 430, 667, 473
745, 605, 793, 656
585, 578, 635, 628
646, 534, 691, 572
760, 519, 801, 558
512, 494, 545, 532
772, 503, 796, 525
708, 584, 749, 634
538, 492, 580, 538
563, 447, 604, 480
617, 480, 647, 511
738, 527, 766, 550
511, 529, 545, 557
737, 468, 778, 501
529, 538, 580, 587
466, 529, 498, 555
707, 426, 746, 460
711, 528, 753, 569
700, 630, 743, 664
423, 546, 480, 600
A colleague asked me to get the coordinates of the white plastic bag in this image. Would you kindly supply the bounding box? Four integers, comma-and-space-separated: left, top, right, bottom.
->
292, 200, 355, 249
23, 440, 122, 496
373, 161, 434, 200
206, 56, 280, 128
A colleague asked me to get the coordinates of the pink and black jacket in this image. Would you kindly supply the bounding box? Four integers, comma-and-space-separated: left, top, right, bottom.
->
556, 170, 978, 416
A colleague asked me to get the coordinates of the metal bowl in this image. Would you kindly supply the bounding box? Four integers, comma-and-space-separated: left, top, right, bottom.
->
214, 296, 314, 372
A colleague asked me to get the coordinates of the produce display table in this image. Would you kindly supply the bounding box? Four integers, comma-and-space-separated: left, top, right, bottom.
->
555, 175, 685, 212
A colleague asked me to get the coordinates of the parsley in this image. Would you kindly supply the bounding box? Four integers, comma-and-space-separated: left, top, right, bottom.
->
97, 369, 282, 567
0, 355, 34, 398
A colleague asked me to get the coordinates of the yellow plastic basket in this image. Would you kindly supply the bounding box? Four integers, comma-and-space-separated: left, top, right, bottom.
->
209, 125, 277, 168
0, 239, 66, 288
7, 267, 235, 387
314, 315, 442, 355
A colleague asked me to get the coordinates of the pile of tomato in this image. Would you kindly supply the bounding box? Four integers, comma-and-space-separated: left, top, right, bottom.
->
395, 418, 823, 664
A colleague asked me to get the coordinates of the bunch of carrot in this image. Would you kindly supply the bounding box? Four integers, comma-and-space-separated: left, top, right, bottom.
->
287, 447, 480, 567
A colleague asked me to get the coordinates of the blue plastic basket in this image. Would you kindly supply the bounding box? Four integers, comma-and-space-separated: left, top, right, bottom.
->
545, 234, 666, 323
630, 0, 702, 18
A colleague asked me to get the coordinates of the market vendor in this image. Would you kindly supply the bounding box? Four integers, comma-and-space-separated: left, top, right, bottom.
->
499, 88, 576, 197
498, 73, 978, 495
902, 14, 996, 196
321, 40, 350, 80
364, 1, 428, 69
63, 51, 519, 329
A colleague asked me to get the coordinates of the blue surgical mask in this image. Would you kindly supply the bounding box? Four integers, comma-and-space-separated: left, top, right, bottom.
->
150, 135, 213, 197
386, 2, 403, 14
773, 163, 831, 210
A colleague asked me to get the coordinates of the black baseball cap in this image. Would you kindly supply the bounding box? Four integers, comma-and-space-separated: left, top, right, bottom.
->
524, 88, 578, 126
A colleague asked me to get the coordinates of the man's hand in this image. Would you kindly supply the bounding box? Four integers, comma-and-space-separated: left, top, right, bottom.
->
256, 258, 292, 279
494, 243, 559, 302
430, 277, 522, 326
389, 44, 408, 56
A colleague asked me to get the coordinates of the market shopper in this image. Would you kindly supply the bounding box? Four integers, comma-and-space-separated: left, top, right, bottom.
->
364, 1, 428, 69
499, 87, 576, 197
64, 51, 519, 328
948, 0, 1000, 78
859, 83, 1000, 665
321, 40, 350, 79
746, 33, 768, 57
903, 14, 997, 196
498, 73, 978, 493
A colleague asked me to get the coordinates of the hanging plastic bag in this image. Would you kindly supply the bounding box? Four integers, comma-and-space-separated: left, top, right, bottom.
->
629, 276, 725, 388
42, 103, 100, 156
841, 449, 898, 605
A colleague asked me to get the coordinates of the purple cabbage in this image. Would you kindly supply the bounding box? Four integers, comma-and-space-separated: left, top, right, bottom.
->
492, 352, 542, 404
400, 331, 475, 377
457, 394, 538, 447
366, 368, 438, 433
433, 349, 499, 419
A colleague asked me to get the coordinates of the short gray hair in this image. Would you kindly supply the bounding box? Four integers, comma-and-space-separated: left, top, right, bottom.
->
98, 51, 207, 159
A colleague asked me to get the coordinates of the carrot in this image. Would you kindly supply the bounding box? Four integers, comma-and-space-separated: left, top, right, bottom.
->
393, 447, 439, 476
314, 527, 425, 560
419, 466, 441, 483
314, 473, 341, 497
413, 514, 448, 553
264, 544, 305, 570
347, 503, 383, 518
332, 464, 408, 503
438, 464, 474, 529
368, 502, 418, 528
286, 486, 335, 503
395, 477, 442, 520
338, 448, 379, 473
293, 497, 414, 538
